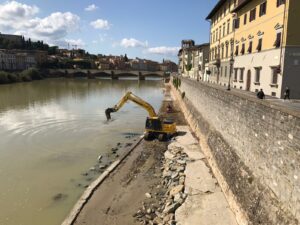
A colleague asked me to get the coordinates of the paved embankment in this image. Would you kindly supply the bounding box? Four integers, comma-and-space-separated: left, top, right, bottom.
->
173, 126, 238, 225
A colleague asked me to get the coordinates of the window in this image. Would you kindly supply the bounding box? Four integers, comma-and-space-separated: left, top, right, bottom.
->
219, 27, 222, 39
248, 41, 253, 53
271, 92, 276, 97
220, 67, 223, 76
257, 38, 263, 52
225, 66, 227, 77
216, 30, 218, 41
241, 43, 245, 55
274, 32, 282, 48
223, 23, 226, 37
234, 68, 238, 81
277, 0, 285, 7
271, 68, 278, 84
226, 44, 229, 58
240, 68, 244, 81
227, 20, 230, 35
234, 18, 240, 29
235, 45, 239, 56
249, 8, 256, 22
222, 45, 224, 58
244, 14, 247, 25
259, 2, 267, 17
255, 67, 261, 83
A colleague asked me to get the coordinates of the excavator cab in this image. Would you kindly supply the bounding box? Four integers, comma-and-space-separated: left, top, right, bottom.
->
144, 117, 176, 141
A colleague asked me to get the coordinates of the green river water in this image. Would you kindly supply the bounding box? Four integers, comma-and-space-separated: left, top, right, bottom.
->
0, 78, 164, 225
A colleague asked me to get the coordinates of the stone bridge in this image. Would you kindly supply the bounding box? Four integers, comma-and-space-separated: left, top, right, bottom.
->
48, 69, 168, 80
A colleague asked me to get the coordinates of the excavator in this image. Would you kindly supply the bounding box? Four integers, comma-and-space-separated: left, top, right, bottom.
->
105, 92, 177, 141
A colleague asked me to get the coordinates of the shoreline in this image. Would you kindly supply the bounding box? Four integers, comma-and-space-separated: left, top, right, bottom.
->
62, 136, 144, 225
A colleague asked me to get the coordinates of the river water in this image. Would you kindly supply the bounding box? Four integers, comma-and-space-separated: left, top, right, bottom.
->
0, 78, 164, 225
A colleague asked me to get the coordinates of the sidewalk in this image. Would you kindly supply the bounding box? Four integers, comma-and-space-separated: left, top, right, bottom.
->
173, 126, 238, 225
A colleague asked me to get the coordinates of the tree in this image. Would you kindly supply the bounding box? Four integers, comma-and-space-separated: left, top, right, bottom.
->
124, 54, 129, 62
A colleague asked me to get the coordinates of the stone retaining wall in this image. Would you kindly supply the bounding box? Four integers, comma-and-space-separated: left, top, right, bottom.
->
171, 78, 300, 225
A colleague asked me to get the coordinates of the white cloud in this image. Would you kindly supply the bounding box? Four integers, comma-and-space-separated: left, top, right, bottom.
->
65, 39, 86, 47
147, 46, 180, 56
120, 38, 148, 48
85, 4, 98, 11
0, 1, 81, 44
90, 19, 110, 30
0, 1, 39, 30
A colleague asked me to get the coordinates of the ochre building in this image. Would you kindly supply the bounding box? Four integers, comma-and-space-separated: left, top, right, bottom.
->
207, 0, 300, 98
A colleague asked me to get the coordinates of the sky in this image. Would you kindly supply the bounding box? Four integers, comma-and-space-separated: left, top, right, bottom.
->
0, 0, 218, 62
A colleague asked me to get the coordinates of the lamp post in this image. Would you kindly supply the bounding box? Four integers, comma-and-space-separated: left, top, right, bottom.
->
227, 55, 234, 91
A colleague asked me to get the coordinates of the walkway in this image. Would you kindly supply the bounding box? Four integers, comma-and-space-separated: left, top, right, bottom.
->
173, 126, 238, 225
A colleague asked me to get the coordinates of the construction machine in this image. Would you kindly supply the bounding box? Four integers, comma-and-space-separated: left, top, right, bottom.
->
105, 92, 177, 141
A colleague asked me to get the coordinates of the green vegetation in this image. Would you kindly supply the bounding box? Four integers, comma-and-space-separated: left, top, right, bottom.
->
185, 64, 192, 71
173, 77, 181, 90
0, 68, 44, 85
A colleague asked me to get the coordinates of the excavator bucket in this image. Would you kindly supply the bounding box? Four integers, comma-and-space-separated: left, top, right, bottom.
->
105, 108, 115, 120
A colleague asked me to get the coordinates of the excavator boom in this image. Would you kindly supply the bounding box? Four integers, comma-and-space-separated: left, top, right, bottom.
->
105, 92, 157, 120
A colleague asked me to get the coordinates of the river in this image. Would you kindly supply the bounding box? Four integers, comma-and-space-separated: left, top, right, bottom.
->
0, 78, 164, 225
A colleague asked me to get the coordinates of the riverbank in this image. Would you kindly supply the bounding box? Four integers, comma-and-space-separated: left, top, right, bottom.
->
0, 68, 45, 84
69, 83, 239, 225
70, 86, 187, 225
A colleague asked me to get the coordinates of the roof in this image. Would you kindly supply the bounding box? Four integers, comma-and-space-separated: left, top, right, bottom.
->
206, 0, 228, 20
232, 0, 252, 12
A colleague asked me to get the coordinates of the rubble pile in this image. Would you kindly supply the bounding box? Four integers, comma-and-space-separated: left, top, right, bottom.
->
134, 145, 189, 225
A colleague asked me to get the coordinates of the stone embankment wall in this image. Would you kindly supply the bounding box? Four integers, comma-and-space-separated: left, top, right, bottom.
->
172, 77, 300, 225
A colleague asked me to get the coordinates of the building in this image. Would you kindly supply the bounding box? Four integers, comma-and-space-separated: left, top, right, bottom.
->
178, 40, 210, 80
159, 60, 178, 72
0, 49, 38, 71
231, 0, 300, 98
206, 0, 300, 98
0, 33, 23, 47
206, 0, 238, 87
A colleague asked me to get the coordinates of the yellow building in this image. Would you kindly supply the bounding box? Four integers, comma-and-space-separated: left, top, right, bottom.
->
206, 0, 238, 87
232, 0, 300, 98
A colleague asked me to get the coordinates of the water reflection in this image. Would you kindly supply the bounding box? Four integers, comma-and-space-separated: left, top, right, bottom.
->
0, 78, 163, 225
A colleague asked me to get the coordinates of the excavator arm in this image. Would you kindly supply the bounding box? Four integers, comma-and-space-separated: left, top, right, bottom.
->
105, 92, 158, 120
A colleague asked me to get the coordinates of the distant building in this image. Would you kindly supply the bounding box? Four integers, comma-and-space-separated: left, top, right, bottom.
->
178, 40, 209, 80
160, 60, 178, 72
0, 49, 37, 70
130, 58, 159, 71
0, 33, 23, 46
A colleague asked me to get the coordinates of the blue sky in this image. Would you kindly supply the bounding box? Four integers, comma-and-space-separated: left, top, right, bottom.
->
0, 0, 218, 62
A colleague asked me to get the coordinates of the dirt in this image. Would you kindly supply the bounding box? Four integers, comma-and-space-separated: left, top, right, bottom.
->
73, 84, 187, 225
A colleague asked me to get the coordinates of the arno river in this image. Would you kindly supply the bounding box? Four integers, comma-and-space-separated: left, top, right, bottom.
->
0, 78, 164, 225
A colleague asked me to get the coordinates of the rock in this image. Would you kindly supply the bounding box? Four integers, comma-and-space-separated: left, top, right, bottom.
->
145, 193, 152, 198
163, 202, 180, 214
177, 159, 186, 165
111, 147, 118, 152
125, 143, 133, 147
52, 193, 67, 201
146, 208, 152, 214
99, 164, 107, 169
163, 213, 174, 223
97, 155, 102, 162
164, 151, 175, 160
176, 166, 185, 172
117, 142, 121, 146
169, 185, 184, 196
171, 172, 179, 179
89, 167, 96, 172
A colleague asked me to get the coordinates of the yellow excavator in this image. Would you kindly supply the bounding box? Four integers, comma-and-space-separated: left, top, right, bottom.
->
105, 92, 177, 141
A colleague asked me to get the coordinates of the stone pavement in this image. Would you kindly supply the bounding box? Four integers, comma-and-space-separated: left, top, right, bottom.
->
173, 126, 238, 225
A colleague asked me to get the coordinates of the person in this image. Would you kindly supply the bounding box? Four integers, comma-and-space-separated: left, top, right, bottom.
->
284, 87, 290, 100
257, 89, 265, 99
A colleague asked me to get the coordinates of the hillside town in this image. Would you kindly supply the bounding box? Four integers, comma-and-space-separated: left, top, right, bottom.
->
0, 32, 177, 73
